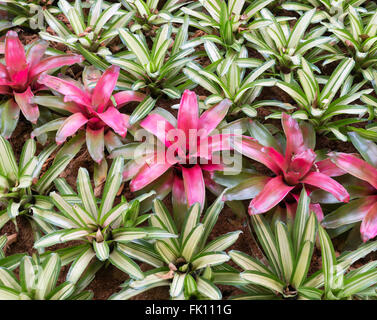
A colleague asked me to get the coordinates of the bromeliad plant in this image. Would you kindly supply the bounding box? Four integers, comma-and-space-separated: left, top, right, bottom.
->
222, 113, 349, 216
33, 157, 176, 283
122, 90, 242, 222
321, 6, 377, 79
33, 65, 145, 163
110, 197, 241, 300
281, 0, 374, 23
183, 44, 283, 117
181, 0, 274, 51
230, 190, 322, 300
40, 0, 134, 57
0, 30, 84, 138
269, 58, 373, 141
0, 253, 93, 300
106, 20, 195, 103
229, 190, 377, 300
316, 224, 377, 300
0, 0, 57, 31
242, 8, 331, 80
120, 0, 189, 32
322, 132, 377, 242
0, 135, 81, 235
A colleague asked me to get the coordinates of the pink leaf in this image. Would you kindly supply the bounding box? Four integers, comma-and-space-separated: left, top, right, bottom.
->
177, 90, 199, 144
196, 134, 232, 159
301, 171, 350, 202
172, 175, 187, 225
232, 136, 282, 175
0, 85, 10, 95
86, 126, 104, 163
140, 113, 176, 147
182, 164, 205, 210
26, 40, 48, 69
130, 155, 174, 191
56, 113, 88, 144
29, 54, 84, 81
286, 149, 316, 183
329, 152, 377, 190
91, 65, 120, 112
96, 106, 129, 137
122, 153, 155, 181
281, 113, 305, 169
198, 99, 232, 137
5, 31, 28, 85
38, 74, 92, 107
112, 91, 145, 108
13, 87, 39, 123
0, 63, 9, 79
360, 202, 377, 242
249, 175, 294, 215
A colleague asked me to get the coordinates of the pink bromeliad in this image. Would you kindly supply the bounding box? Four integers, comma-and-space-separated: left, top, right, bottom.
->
0, 30, 84, 137
37, 65, 145, 163
230, 113, 350, 216
322, 133, 377, 241
126, 90, 233, 212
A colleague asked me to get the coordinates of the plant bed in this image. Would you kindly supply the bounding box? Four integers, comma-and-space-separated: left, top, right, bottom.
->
0, 0, 377, 301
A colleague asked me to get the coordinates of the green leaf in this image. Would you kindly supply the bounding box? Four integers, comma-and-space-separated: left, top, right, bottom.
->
181, 224, 204, 262
241, 271, 284, 293
196, 277, 222, 300
129, 96, 156, 125
109, 248, 144, 280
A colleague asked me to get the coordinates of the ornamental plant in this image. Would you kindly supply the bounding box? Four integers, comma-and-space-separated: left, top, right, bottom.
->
33, 65, 145, 163
181, 0, 274, 50
33, 157, 176, 283
183, 44, 283, 117
0, 253, 93, 300
123, 90, 241, 222
0, 135, 81, 234
110, 197, 241, 300
0, 30, 83, 137
40, 0, 133, 58
0, 0, 57, 31
120, 0, 188, 31
223, 113, 349, 216
242, 8, 331, 80
282, 0, 374, 23
105, 20, 195, 103
230, 190, 322, 300
322, 132, 377, 242
316, 224, 377, 300
269, 58, 372, 141
321, 6, 377, 79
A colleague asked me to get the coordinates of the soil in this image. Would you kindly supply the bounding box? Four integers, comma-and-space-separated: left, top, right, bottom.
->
1, 2, 376, 300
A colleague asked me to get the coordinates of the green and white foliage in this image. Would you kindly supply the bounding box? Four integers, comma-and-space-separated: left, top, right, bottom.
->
33, 157, 176, 283
282, 0, 375, 24
105, 19, 195, 103
0, 0, 58, 32
181, 0, 274, 50
267, 58, 372, 141
0, 136, 80, 236
242, 8, 331, 81
312, 226, 377, 300
110, 197, 242, 300
321, 6, 377, 80
120, 0, 190, 31
229, 189, 322, 300
183, 44, 287, 117
0, 253, 93, 300
40, 0, 133, 57
0, 235, 26, 271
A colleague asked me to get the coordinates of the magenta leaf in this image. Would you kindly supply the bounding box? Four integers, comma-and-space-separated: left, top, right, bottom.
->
360, 202, 377, 242
91, 65, 120, 112
177, 90, 199, 144
86, 126, 105, 163
56, 113, 88, 144
182, 164, 205, 210
198, 99, 232, 137
249, 175, 294, 215
301, 171, 349, 202
96, 106, 129, 138
13, 87, 39, 123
